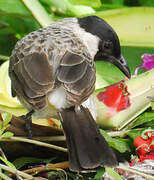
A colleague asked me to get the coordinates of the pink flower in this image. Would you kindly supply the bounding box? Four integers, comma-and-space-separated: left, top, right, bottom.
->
135, 54, 154, 75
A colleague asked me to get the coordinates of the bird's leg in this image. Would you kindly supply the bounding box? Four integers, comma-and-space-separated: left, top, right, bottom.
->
19, 110, 34, 138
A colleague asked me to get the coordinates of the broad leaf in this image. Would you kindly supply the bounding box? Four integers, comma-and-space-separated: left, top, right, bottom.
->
100, 129, 131, 153
13, 157, 55, 169
95, 7, 154, 47
130, 112, 154, 129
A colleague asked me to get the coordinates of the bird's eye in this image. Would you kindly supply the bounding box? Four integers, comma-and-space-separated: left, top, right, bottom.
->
103, 41, 112, 49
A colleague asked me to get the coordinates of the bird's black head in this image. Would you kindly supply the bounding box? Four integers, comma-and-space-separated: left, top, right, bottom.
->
78, 16, 131, 78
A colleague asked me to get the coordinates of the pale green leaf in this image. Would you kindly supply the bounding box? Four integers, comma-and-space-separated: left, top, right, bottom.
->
100, 130, 131, 153
95, 7, 154, 47
1, 112, 12, 127
0, 131, 14, 139
105, 167, 123, 180
0, 156, 16, 170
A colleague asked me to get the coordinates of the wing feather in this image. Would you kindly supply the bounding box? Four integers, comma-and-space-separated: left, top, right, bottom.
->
57, 61, 88, 84
23, 53, 53, 86
60, 52, 84, 66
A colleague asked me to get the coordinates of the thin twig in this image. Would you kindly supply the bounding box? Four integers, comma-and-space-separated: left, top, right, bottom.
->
0, 147, 7, 160
23, 161, 69, 174
1, 136, 67, 152
33, 136, 66, 142
0, 55, 9, 61
0, 172, 13, 180
0, 136, 66, 142
0, 163, 33, 179
117, 165, 154, 180
107, 130, 130, 137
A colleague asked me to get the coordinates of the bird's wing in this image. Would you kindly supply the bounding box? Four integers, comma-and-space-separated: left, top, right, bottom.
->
9, 51, 54, 110
9, 20, 96, 109
57, 51, 96, 105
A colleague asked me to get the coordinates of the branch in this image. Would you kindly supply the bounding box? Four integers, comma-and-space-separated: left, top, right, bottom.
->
117, 165, 154, 180
0, 163, 33, 180
21, 0, 53, 27
1, 136, 67, 152
23, 161, 69, 174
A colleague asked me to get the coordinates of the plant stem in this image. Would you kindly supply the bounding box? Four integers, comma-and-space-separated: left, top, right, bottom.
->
116, 165, 154, 180
0, 164, 33, 179
0, 147, 7, 160
34, 136, 66, 141
23, 161, 69, 174
21, 0, 53, 27
1, 136, 67, 152
0, 55, 9, 61
107, 130, 130, 137
0, 172, 13, 180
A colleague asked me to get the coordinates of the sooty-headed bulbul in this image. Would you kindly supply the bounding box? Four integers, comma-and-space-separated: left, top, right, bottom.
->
9, 16, 131, 172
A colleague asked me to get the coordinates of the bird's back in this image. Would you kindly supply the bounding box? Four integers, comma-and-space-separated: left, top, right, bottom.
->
9, 18, 96, 114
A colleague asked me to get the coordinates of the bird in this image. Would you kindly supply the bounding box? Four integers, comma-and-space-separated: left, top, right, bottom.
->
9, 16, 131, 172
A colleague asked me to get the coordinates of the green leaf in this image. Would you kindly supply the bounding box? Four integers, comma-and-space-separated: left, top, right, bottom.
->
0, 105, 27, 117
40, 0, 95, 17
0, 55, 9, 61
100, 129, 131, 153
0, 156, 16, 170
95, 7, 154, 47
127, 129, 143, 140
151, 102, 154, 110
130, 112, 154, 129
0, 131, 14, 139
121, 46, 154, 74
138, 0, 154, 6
143, 119, 154, 128
127, 128, 153, 140
94, 167, 105, 180
0, 0, 41, 38
96, 61, 125, 88
43, 157, 56, 164
96, 46, 154, 89
105, 167, 123, 180
1, 112, 12, 127
13, 157, 55, 169
0, 0, 31, 15
0, 15, 40, 35
100, 0, 124, 5
0, 35, 17, 56
69, 0, 102, 8
22, 0, 53, 27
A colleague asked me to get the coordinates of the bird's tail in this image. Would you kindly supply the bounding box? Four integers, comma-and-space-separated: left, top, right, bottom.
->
59, 106, 118, 172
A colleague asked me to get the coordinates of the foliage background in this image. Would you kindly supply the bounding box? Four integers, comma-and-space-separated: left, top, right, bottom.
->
0, 0, 154, 179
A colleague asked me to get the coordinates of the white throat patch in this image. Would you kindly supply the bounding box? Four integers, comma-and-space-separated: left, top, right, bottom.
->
73, 22, 100, 58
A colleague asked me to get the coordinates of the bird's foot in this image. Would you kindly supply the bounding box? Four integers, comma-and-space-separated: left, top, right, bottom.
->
19, 110, 34, 138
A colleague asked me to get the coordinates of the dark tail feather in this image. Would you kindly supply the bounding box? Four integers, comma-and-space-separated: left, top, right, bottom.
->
59, 106, 118, 171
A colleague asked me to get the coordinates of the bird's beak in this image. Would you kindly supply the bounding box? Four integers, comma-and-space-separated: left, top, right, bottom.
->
109, 55, 131, 78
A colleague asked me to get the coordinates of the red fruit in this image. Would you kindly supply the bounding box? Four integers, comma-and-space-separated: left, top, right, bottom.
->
139, 152, 154, 162
134, 131, 154, 162
134, 136, 151, 156
149, 139, 154, 151
144, 131, 154, 151
97, 81, 130, 116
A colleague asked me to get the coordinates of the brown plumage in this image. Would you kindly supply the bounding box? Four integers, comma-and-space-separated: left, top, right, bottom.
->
9, 16, 131, 171
9, 18, 95, 111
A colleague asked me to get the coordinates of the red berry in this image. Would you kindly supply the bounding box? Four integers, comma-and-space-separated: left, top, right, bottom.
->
134, 136, 151, 156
